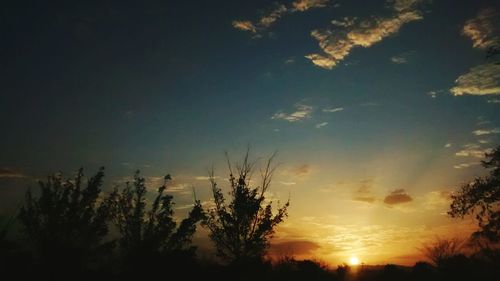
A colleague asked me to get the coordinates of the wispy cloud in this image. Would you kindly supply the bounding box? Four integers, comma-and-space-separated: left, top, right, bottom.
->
232, 0, 330, 36
315, 122, 328, 128
455, 143, 491, 158
232, 20, 257, 33
390, 56, 407, 64
453, 162, 479, 169
450, 63, 500, 96
272, 103, 313, 122
487, 99, 500, 104
444, 143, 452, 148
292, 0, 329, 12
322, 107, 344, 113
384, 189, 413, 205
305, 0, 424, 69
0, 167, 26, 178
462, 8, 499, 50
472, 128, 500, 136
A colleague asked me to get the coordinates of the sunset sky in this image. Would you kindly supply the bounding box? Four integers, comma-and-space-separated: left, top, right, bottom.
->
1, 0, 500, 266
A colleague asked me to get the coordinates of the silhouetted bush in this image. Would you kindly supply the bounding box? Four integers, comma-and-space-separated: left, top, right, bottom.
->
17, 168, 116, 275
112, 171, 204, 277
202, 151, 289, 263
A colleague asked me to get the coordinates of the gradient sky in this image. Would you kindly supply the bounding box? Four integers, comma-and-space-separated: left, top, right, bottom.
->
1, 0, 500, 265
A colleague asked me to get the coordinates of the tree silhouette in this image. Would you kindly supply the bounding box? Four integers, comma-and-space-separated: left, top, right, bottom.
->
420, 237, 464, 267
202, 151, 289, 262
448, 145, 500, 242
18, 168, 116, 272
113, 171, 204, 259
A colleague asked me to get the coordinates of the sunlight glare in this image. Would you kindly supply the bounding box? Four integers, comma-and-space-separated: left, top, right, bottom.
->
349, 256, 360, 265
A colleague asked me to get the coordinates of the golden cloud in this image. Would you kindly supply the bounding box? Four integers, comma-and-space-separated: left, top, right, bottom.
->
305, 0, 423, 69
462, 8, 499, 49
450, 63, 500, 96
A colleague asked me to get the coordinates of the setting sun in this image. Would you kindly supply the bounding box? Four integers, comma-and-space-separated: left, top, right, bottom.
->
350, 257, 360, 266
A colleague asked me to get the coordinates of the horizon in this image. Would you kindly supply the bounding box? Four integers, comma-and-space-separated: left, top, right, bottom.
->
1, 0, 500, 268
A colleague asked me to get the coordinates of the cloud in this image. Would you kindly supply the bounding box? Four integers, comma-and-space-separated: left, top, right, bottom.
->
453, 162, 479, 169
450, 63, 500, 96
233, 0, 329, 36
285, 58, 295, 64
294, 164, 311, 177
352, 196, 376, 203
472, 128, 500, 135
487, 99, 500, 104
272, 103, 313, 122
462, 8, 499, 49
322, 107, 344, 113
444, 143, 452, 148
281, 164, 313, 179
280, 181, 297, 186
390, 56, 407, 64
269, 240, 320, 256
259, 5, 288, 28
306, 0, 423, 69
455, 143, 491, 158
232, 20, 257, 33
194, 176, 221, 181
315, 122, 328, 128
352, 179, 376, 204
0, 167, 26, 178
384, 189, 413, 205
292, 0, 329, 12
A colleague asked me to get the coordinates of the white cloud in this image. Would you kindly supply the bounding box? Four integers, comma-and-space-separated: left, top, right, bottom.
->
462, 8, 499, 49
427, 91, 437, 98
472, 128, 500, 135
450, 63, 500, 96
390, 56, 407, 64
487, 99, 500, 103
315, 122, 328, 128
280, 181, 297, 186
272, 103, 314, 122
322, 107, 344, 113
306, 0, 423, 69
444, 143, 452, 148
453, 162, 479, 169
455, 143, 492, 158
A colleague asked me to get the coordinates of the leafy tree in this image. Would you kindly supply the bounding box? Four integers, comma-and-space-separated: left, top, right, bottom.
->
202, 151, 289, 262
448, 146, 500, 242
18, 168, 116, 270
113, 171, 204, 258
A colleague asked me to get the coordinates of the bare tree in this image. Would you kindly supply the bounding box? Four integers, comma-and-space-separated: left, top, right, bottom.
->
420, 237, 465, 266
202, 150, 289, 262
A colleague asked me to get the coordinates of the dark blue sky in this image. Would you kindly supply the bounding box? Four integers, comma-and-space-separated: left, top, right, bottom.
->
1, 0, 499, 264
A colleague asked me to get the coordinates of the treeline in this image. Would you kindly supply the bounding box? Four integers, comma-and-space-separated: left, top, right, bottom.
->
1, 149, 500, 280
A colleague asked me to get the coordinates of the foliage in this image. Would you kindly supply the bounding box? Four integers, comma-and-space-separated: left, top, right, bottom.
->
202, 151, 289, 262
17, 168, 116, 268
448, 146, 500, 242
113, 171, 204, 257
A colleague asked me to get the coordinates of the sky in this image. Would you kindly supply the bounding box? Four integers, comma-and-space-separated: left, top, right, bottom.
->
1, 0, 500, 266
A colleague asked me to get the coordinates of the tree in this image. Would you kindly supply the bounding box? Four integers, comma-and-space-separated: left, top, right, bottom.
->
202, 151, 289, 262
448, 145, 500, 242
113, 171, 204, 259
18, 168, 116, 271
420, 237, 464, 266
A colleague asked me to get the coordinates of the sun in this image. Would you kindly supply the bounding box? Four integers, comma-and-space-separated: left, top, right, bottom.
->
349, 256, 360, 265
